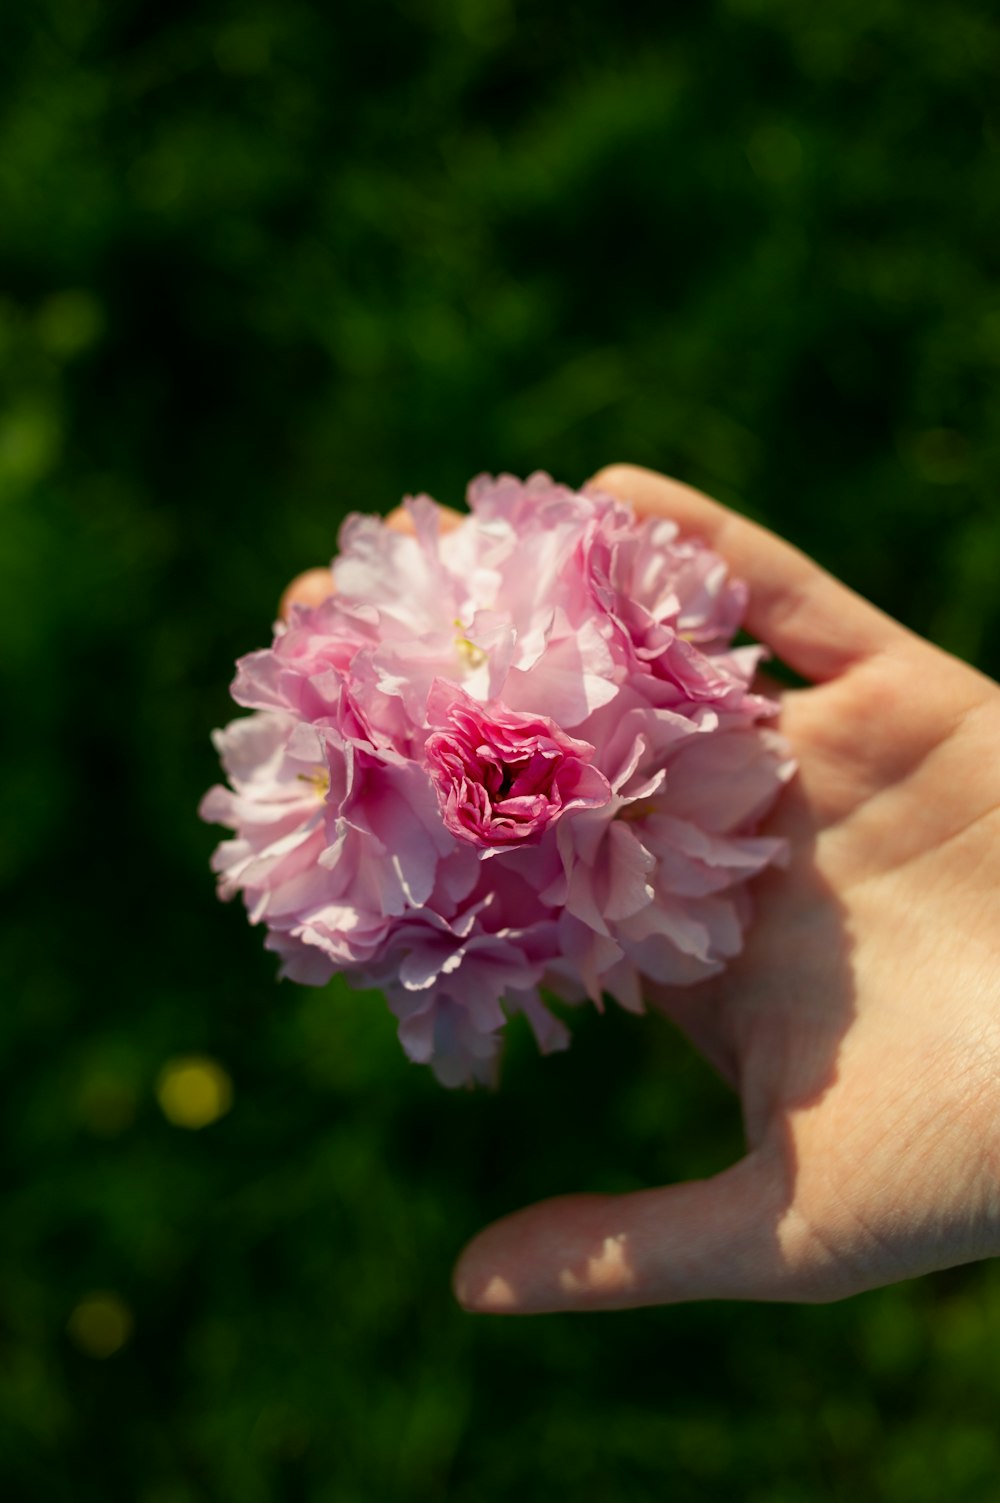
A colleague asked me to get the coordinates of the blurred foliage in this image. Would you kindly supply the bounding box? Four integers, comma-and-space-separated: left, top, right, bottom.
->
2, 0, 1000, 1498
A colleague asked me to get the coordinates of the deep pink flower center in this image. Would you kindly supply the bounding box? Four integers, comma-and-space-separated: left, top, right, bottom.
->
425, 704, 602, 848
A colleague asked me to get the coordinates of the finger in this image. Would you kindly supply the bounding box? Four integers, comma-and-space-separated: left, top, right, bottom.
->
591, 464, 906, 683
453, 1151, 817, 1313
279, 567, 334, 621
385, 502, 464, 534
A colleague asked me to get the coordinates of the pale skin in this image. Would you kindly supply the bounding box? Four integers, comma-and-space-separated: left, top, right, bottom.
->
282, 463, 1000, 1312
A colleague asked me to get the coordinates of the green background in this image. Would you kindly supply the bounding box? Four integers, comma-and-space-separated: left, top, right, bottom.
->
3, 0, 1000, 1498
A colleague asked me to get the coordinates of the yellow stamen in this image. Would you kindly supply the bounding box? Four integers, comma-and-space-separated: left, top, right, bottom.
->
619, 798, 659, 823
453, 620, 487, 669
296, 769, 330, 797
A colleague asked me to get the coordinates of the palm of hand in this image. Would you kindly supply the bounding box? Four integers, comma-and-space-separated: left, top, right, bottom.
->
689, 639, 1000, 1301
452, 467, 1000, 1312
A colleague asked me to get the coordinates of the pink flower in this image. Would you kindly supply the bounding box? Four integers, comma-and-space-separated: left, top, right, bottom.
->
201, 473, 793, 1085
424, 684, 611, 850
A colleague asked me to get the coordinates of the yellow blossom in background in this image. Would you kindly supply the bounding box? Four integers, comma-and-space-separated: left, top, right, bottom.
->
156, 1055, 233, 1129
67, 1293, 133, 1359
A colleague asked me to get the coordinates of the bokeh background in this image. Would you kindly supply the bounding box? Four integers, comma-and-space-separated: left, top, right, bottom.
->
4, 1, 1000, 1499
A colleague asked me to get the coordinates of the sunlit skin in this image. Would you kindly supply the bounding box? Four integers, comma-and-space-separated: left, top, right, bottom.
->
282, 464, 1000, 1312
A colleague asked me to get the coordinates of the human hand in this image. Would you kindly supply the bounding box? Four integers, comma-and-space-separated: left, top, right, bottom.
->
452, 464, 1000, 1312
281, 465, 1000, 1313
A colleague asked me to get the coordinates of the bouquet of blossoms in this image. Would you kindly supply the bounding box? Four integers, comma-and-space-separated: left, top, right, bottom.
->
201, 473, 792, 1085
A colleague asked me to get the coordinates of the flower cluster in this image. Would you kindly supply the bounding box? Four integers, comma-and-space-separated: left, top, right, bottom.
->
200, 473, 793, 1085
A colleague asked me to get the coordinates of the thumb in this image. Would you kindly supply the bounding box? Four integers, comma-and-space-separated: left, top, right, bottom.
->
453, 1150, 811, 1313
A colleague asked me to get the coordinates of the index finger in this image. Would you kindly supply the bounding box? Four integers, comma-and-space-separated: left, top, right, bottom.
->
592, 464, 906, 683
